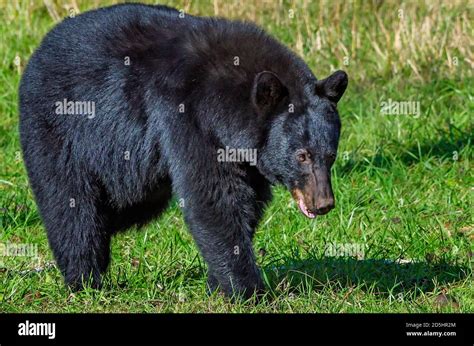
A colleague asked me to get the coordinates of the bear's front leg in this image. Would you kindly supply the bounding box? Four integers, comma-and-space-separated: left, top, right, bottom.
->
161, 116, 267, 299
175, 171, 265, 300
187, 211, 264, 300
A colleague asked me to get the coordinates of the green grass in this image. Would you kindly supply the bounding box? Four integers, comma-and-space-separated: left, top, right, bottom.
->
0, 0, 472, 312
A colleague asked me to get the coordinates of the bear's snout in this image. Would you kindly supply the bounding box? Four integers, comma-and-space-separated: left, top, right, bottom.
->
292, 167, 335, 218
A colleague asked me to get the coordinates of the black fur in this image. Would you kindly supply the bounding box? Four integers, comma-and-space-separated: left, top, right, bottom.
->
19, 3, 348, 299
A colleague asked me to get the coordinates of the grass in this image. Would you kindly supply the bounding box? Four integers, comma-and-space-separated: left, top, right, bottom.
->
0, 0, 472, 313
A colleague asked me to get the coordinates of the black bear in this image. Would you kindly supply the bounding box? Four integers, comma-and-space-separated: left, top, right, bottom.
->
19, 3, 348, 299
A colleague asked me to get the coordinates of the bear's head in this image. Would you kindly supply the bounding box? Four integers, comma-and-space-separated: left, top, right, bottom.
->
254, 70, 348, 218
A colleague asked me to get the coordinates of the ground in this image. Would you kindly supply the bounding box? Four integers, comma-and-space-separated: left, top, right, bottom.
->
0, 0, 472, 312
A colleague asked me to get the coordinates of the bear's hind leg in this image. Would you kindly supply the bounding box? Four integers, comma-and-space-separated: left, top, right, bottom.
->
39, 186, 112, 291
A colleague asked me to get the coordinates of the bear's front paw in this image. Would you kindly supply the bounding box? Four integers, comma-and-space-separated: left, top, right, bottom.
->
208, 272, 265, 301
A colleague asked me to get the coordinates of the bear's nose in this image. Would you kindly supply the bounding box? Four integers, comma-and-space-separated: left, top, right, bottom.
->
314, 197, 335, 215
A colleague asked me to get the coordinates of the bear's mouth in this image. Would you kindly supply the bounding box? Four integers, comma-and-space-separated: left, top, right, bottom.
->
292, 189, 316, 219
297, 197, 316, 219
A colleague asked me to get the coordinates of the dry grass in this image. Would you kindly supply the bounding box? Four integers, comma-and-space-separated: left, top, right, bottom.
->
3, 0, 472, 85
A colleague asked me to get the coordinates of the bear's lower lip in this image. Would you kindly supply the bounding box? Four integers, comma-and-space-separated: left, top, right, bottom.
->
297, 198, 315, 219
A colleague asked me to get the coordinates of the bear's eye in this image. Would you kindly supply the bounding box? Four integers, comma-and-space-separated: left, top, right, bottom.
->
296, 149, 311, 164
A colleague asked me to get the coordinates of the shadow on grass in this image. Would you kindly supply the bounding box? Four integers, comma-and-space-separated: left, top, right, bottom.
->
264, 257, 471, 297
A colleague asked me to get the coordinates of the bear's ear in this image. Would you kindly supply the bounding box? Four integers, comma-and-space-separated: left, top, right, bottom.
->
315, 70, 348, 103
251, 71, 288, 116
